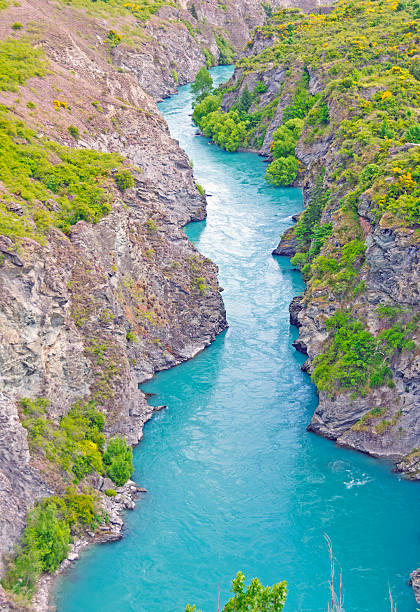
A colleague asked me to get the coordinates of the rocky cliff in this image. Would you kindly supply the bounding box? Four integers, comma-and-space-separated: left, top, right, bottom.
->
199, 2, 419, 477
0, 0, 232, 606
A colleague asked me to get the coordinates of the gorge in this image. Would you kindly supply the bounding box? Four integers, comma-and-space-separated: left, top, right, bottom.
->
53, 68, 420, 612
0, 0, 418, 610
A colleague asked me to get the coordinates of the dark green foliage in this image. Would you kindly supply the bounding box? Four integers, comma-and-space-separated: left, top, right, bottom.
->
115, 169, 135, 191
186, 572, 287, 611
237, 86, 253, 113
68, 125, 80, 139
103, 436, 133, 486
265, 155, 299, 186
262, 1, 273, 17
295, 171, 329, 247
306, 99, 329, 125
191, 66, 213, 104
282, 73, 316, 121
254, 79, 268, 94
189, 3, 198, 19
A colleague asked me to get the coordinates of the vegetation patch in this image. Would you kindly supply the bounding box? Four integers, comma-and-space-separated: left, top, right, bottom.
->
0, 110, 128, 242
0, 38, 47, 92
312, 310, 417, 397
2, 487, 106, 599
20, 397, 133, 486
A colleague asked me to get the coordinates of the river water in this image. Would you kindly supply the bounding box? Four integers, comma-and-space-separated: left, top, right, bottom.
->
55, 66, 419, 612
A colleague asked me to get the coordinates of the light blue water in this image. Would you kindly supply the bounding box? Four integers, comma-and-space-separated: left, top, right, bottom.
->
56, 66, 419, 612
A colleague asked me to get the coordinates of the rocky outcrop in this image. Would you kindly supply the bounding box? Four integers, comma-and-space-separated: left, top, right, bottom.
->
272, 225, 299, 256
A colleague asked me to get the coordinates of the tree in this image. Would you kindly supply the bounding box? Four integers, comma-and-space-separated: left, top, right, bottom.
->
185, 572, 287, 611
191, 67, 213, 104
103, 436, 134, 486
237, 86, 253, 113
265, 156, 299, 186
192, 94, 222, 125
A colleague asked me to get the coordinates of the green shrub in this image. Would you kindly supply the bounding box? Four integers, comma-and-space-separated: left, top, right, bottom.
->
3, 504, 70, 596
105, 488, 117, 497
254, 79, 268, 94
312, 311, 381, 395
103, 436, 133, 486
11, 22, 24, 30
0, 110, 124, 240
196, 183, 205, 196
68, 125, 80, 139
291, 251, 309, 268
202, 47, 212, 68
282, 73, 317, 121
265, 155, 299, 186
126, 330, 137, 342
200, 109, 251, 151
106, 30, 121, 47
115, 169, 134, 191
21, 398, 106, 481
3, 488, 104, 599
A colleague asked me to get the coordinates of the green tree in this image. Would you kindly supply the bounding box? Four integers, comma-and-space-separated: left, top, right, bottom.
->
192, 94, 222, 125
265, 156, 299, 186
185, 572, 287, 611
271, 118, 304, 158
191, 67, 213, 104
103, 436, 134, 486
237, 86, 253, 113
24, 505, 70, 573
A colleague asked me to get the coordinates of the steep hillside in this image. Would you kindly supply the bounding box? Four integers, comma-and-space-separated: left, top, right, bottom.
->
0, 0, 233, 607
194, 0, 419, 477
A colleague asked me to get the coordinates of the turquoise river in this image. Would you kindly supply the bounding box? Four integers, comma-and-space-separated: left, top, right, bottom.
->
55, 66, 420, 612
